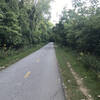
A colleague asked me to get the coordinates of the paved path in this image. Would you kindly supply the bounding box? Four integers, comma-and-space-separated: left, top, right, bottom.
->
0, 43, 65, 100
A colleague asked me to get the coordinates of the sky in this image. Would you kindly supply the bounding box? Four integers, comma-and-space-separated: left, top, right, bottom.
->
50, 0, 72, 24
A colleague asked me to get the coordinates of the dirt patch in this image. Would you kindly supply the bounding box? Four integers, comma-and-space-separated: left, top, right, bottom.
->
67, 62, 94, 100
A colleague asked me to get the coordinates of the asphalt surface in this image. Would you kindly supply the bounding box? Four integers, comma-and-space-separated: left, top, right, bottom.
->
0, 43, 65, 100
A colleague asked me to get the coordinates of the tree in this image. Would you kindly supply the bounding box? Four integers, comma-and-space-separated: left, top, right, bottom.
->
52, 0, 100, 55
0, 0, 53, 49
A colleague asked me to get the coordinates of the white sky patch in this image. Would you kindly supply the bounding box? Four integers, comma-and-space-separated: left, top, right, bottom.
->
50, 0, 72, 24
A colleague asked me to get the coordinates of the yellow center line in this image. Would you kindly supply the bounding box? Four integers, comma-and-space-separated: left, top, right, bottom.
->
36, 59, 40, 63
24, 71, 31, 78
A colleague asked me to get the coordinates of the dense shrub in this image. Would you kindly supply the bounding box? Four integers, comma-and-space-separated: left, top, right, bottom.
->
79, 53, 100, 78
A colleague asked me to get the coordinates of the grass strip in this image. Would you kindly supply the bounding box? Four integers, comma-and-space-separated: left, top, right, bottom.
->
55, 46, 100, 100
0, 43, 44, 70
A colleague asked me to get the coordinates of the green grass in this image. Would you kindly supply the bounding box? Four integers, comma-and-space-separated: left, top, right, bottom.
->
55, 46, 86, 100
0, 44, 44, 70
55, 46, 100, 100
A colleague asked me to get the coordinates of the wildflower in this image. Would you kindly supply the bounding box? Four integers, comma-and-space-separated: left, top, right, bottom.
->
68, 80, 71, 83
97, 95, 100, 98
4, 44, 6, 47
80, 52, 84, 56
88, 95, 92, 98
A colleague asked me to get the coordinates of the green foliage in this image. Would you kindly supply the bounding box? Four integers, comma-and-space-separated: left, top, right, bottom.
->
0, 10, 22, 47
80, 53, 100, 75
0, 0, 52, 58
6, 0, 19, 12
52, 0, 100, 78
53, 0, 100, 55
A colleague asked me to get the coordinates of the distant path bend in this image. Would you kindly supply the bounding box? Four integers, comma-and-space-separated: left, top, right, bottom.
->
0, 43, 65, 100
